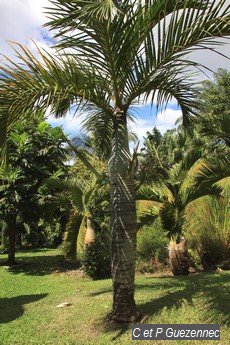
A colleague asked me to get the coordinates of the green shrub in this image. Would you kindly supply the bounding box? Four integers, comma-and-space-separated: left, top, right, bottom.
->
137, 219, 168, 265
82, 234, 111, 280
185, 194, 230, 270
136, 257, 167, 274
81, 180, 111, 278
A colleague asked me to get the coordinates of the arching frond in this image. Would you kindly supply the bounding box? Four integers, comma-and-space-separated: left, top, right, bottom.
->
45, 1, 230, 121
194, 150, 230, 189
159, 201, 181, 237
137, 205, 159, 229
136, 185, 167, 203
0, 43, 113, 149
1, 0, 230, 155
82, 109, 113, 160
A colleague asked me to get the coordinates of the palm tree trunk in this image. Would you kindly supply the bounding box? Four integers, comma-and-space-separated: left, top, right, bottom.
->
6, 215, 17, 266
63, 209, 82, 262
168, 238, 189, 276
109, 112, 140, 322
1, 227, 6, 249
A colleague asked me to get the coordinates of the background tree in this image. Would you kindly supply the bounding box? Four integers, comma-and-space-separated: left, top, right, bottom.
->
0, 120, 66, 265
137, 128, 230, 275
137, 126, 206, 185
0, 0, 230, 321
39, 137, 110, 263
197, 68, 230, 146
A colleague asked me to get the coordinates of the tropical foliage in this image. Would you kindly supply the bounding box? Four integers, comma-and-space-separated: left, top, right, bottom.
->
197, 68, 230, 146
39, 136, 110, 264
136, 124, 230, 274
0, 0, 230, 321
185, 191, 230, 270
0, 120, 66, 263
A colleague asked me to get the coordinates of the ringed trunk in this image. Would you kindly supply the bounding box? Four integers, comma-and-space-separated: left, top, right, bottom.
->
84, 217, 96, 245
168, 238, 189, 276
109, 112, 140, 322
63, 209, 82, 262
6, 215, 17, 266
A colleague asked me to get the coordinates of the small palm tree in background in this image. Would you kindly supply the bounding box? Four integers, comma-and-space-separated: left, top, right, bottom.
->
137, 138, 230, 275
39, 140, 107, 261
0, 0, 230, 321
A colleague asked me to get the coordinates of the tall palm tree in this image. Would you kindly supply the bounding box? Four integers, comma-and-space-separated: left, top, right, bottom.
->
0, 0, 230, 321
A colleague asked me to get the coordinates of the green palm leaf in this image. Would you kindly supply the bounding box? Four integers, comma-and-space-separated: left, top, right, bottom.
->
159, 201, 180, 238
1, 0, 230, 150
136, 185, 166, 203
194, 150, 230, 189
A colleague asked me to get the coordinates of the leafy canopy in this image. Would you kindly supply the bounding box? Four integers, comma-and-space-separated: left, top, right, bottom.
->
0, 0, 230, 150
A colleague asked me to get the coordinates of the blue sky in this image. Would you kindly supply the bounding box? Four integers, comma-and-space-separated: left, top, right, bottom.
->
0, 0, 229, 145
47, 102, 182, 145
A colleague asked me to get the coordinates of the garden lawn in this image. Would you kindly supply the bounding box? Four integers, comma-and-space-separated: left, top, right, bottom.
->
0, 249, 229, 345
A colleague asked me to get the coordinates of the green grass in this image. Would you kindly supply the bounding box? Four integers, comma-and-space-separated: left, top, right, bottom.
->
0, 249, 229, 345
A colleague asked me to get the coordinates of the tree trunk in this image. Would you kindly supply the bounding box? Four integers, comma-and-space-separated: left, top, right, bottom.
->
84, 217, 96, 245
168, 238, 189, 276
6, 215, 17, 266
109, 112, 140, 322
1, 227, 6, 249
63, 209, 82, 262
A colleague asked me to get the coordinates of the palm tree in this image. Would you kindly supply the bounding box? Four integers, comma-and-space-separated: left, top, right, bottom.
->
0, 0, 230, 321
197, 69, 230, 146
39, 152, 105, 261
137, 142, 230, 275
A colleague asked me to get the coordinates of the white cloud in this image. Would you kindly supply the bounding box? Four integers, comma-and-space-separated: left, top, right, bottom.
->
46, 110, 87, 138
188, 40, 230, 82
129, 118, 154, 141
0, 0, 52, 61
0, 0, 229, 140
155, 108, 182, 133
129, 107, 182, 147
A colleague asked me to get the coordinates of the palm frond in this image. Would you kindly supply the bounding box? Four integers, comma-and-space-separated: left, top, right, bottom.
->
179, 149, 229, 205
125, 0, 230, 124
159, 201, 181, 237
137, 205, 159, 228
82, 109, 113, 160
63, 209, 82, 261
194, 150, 230, 189
0, 43, 113, 151
136, 185, 166, 203
39, 174, 85, 213
1, 0, 230, 151
65, 137, 102, 179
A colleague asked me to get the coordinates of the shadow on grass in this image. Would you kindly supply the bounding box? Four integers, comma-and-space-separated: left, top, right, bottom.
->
140, 273, 230, 324
89, 276, 181, 297
98, 315, 131, 341
99, 273, 230, 340
0, 294, 48, 324
0, 253, 80, 276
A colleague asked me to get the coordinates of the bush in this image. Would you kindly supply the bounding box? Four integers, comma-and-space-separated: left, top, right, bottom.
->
23, 221, 63, 248
81, 180, 111, 278
136, 257, 167, 274
82, 234, 111, 280
185, 194, 230, 270
137, 219, 168, 269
